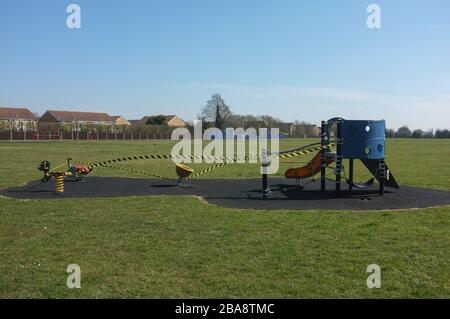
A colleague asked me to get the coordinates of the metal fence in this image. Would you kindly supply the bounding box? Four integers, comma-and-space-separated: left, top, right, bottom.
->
0, 130, 173, 141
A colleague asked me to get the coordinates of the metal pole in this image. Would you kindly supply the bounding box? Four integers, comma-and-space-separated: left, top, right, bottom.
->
378, 159, 385, 196
320, 121, 326, 193
348, 158, 354, 192
261, 148, 270, 199
335, 121, 342, 195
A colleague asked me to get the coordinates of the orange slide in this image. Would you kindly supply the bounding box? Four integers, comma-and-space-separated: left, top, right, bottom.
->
284, 151, 334, 179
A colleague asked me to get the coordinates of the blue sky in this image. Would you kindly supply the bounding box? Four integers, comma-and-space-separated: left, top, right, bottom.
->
1, 0, 449, 129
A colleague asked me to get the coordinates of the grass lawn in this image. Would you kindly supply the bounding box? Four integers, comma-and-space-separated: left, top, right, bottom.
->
0, 139, 449, 298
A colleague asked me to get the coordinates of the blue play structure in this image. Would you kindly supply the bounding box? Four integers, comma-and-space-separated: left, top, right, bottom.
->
320, 117, 399, 196
340, 120, 385, 159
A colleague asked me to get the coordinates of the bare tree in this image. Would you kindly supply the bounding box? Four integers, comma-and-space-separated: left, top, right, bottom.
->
199, 94, 232, 130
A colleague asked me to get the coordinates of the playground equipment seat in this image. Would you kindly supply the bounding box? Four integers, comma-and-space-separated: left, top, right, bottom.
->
176, 163, 194, 178
175, 163, 194, 186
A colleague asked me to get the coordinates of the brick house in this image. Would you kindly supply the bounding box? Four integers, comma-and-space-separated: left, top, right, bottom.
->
111, 115, 131, 126
0, 107, 37, 131
130, 115, 187, 127
38, 110, 114, 131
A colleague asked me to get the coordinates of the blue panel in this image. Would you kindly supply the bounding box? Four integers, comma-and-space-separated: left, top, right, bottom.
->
340, 120, 385, 159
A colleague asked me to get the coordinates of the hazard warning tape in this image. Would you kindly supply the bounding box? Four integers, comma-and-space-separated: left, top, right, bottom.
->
277, 143, 334, 159
189, 143, 335, 179
87, 154, 236, 170
87, 143, 335, 177
187, 162, 230, 179
88, 154, 175, 170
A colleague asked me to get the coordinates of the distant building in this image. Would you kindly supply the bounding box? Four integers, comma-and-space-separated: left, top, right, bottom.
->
293, 124, 320, 138
111, 115, 131, 126
130, 115, 187, 127
269, 122, 319, 137
0, 107, 36, 131
128, 119, 143, 126
38, 110, 114, 131
277, 122, 295, 136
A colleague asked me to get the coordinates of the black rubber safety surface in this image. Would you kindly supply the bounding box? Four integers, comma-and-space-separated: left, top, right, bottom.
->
2, 177, 450, 211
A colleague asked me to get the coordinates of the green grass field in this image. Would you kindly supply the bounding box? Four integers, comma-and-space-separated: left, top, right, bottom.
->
0, 139, 449, 298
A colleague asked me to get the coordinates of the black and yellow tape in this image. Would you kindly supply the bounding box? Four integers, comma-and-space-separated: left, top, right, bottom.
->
88, 142, 335, 179
277, 143, 334, 159
188, 143, 335, 179
187, 162, 229, 179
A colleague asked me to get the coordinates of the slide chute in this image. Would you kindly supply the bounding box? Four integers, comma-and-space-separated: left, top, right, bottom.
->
284, 151, 334, 179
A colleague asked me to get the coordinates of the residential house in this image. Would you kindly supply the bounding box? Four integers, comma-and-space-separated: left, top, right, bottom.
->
277, 122, 295, 136
293, 124, 320, 138
111, 115, 131, 126
38, 110, 114, 131
130, 115, 187, 127
128, 120, 143, 126
143, 115, 187, 127
273, 122, 319, 138
0, 107, 36, 131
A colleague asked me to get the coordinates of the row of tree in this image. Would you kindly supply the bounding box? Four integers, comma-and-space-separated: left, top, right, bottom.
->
200, 94, 450, 138
386, 126, 450, 138
1, 93, 448, 138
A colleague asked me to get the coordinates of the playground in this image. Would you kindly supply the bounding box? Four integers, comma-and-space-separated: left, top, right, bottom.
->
3, 118, 450, 211
5, 176, 450, 210
0, 135, 449, 298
